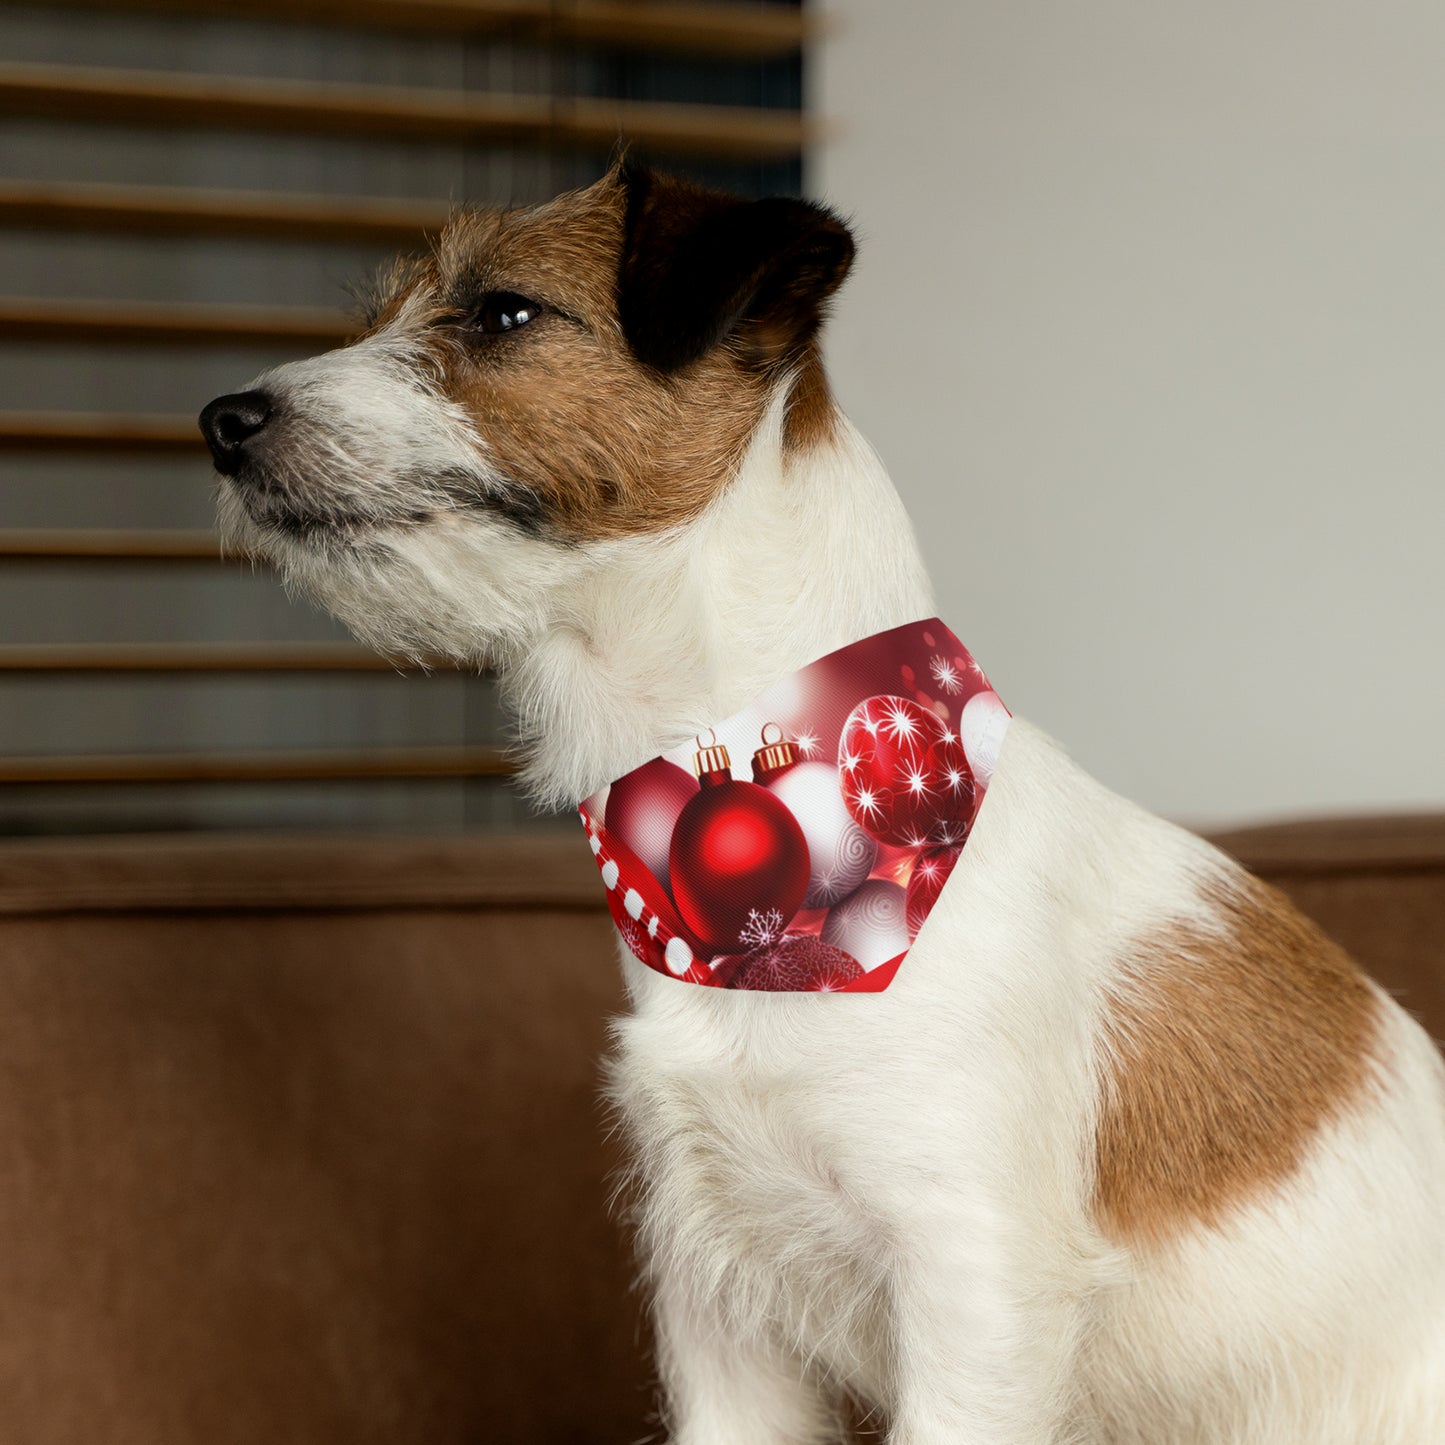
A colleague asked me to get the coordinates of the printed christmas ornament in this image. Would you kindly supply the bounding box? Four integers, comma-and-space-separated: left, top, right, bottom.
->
667, 733, 811, 955
728, 933, 864, 992
929, 732, 978, 846
768, 758, 878, 907
820, 878, 910, 973
960, 689, 1010, 787
905, 845, 962, 940
749, 722, 802, 785
578, 618, 1009, 992
839, 695, 977, 846
603, 756, 698, 896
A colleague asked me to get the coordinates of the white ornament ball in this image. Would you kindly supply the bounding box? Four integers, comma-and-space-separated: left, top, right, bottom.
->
767, 761, 878, 908
820, 878, 909, 972
959, 690, 1011, 788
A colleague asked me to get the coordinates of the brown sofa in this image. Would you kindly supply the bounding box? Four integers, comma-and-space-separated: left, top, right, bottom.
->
0, 818, 1440, 1443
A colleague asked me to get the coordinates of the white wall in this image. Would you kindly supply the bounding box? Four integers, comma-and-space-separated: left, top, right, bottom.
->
813, 1, 1445, 826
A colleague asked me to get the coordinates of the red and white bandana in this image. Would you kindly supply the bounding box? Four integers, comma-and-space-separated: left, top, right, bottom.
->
579, 619, 1010, 993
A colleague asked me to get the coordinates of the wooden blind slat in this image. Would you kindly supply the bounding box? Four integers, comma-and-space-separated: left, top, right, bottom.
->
0, 744, 513, 783
0, 62, 812, 161
0, 643, 420, 672
0, 180, 448, 245
0, 529, 226, 561
0, 297, 353, 348
0, 0, 810, 58
0, 412, 202, 452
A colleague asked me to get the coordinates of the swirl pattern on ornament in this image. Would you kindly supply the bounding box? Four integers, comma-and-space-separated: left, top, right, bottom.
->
768, 760, 878, 908
820, 878, 910, 973
809, 819, 877, 907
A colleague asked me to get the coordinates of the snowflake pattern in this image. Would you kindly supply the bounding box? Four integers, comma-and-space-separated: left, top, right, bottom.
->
738, 907, 786, 952
620, 916, 648, 963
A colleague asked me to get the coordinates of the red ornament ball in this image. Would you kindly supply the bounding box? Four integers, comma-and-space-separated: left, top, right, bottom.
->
928, 732, 978, 836
668, 775, 810, 955
727, 933, 864, 992
603, 757, 697, 895
838, 694, 977, 846
905, 845, 962, 940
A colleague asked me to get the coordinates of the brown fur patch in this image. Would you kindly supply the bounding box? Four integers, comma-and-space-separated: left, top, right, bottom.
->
1093, 872, 1382, 1246
362, 171, 843, 542
782, 344, 840, 454
436, 185, 769, 540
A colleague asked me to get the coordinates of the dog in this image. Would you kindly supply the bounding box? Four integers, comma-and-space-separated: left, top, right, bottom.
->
200, 161, 1445, 1444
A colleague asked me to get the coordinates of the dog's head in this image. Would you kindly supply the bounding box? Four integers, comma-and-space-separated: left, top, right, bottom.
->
200, 163, 854, 662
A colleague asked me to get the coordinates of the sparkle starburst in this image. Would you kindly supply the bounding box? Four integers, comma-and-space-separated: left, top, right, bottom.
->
793, 731, 821, 759
929, 655, 963, 695
881, 703, 921, 745
902, 763, 934, 800
941, 764, 969, 796
850, 785, 885, 824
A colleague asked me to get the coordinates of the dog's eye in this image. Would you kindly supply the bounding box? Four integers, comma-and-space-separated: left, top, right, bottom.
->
472, 291, 543, 334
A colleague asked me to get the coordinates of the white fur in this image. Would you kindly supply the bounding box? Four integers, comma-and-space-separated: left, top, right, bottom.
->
220, 348, 1445, 1443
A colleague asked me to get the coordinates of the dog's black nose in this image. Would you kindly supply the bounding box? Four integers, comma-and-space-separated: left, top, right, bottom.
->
199, 390, 272, 475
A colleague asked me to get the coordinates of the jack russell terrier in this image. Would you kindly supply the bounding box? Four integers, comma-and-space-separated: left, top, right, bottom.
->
200, 162, 1445, 1444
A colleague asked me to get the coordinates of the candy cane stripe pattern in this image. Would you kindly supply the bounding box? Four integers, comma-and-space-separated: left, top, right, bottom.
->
583, 816, 713, 985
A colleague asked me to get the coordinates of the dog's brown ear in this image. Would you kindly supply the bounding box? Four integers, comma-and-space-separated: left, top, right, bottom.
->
617, 162, 855, 374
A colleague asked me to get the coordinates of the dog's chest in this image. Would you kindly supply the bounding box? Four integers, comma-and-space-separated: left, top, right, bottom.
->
612, 996, 893, 1387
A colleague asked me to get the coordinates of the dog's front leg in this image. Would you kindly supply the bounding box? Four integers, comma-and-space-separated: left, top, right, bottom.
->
882, 1203, 1095, 1445
653, 1273, 844, 1445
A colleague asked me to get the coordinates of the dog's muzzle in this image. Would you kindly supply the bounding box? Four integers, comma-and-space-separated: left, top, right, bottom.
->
199, 390, 273, 476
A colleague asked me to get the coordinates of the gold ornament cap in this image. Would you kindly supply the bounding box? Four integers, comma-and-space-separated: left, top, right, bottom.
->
750, 722, 798, 782
692, 729, 732, 780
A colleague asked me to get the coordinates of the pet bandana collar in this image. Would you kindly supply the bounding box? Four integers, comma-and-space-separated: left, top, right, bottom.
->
579, 619, 1010, 993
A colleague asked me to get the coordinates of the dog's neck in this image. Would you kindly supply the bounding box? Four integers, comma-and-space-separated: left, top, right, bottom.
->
501, 391, 936, 810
